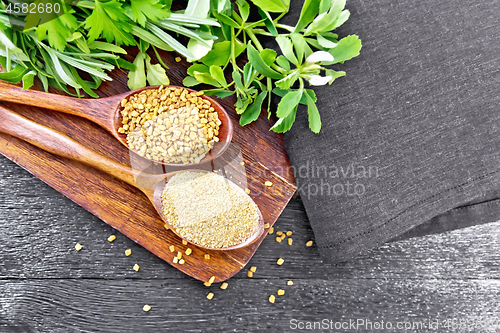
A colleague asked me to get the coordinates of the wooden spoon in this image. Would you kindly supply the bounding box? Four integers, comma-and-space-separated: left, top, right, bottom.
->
0, 104, 263, 251
0, 81, 234, 166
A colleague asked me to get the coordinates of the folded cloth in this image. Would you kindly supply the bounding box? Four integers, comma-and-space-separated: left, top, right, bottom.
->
283, 0, 500, 262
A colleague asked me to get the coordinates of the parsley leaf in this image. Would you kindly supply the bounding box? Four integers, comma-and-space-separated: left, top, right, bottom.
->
86, 0, 136, 46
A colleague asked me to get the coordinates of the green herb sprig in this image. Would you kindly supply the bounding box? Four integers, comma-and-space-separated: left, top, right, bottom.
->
0, 0, 219, 96
184, 0, 362, 133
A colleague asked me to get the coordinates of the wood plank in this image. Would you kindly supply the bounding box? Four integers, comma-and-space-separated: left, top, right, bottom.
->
1, 279, 499, 332
0, 47, 296, 282
2, 155, 500, 282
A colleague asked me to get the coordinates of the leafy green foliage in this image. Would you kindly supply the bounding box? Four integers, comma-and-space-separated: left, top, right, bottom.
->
183, 0, 361, 132
0, 0, 219, 95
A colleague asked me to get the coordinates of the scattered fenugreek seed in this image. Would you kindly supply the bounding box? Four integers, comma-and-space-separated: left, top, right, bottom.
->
179, 259, 185, 265
185, 248, 192, 255
240, 161, 245, 166
247, 271, 253, 278
268, 227, 274, 235
288, 238, 293, 246
108, 235, 116, 242
203, 282, 211, 287
277, 289, 285, 296
269, 295, 275, 303
204, 254, 210, 260
276, 231, 283, 236
161, 171, 260, 249
182, 239, 188, 245
169, 245, 175, 252
173, 257, 178, 264
264, 181, 273, 187
264, 223, 270, 229
207, 292, 214, 300
75, 243, 82, 251
220, 282, 228, 290
208, 276, 216, 284
164, 224, 169, 230
133, 264, 140, 272
276, 237, 282, 243
125, 249, 132, 256
306, 240, 313, 247
175, 57, 181, 62
177, 251, 182, 260
287, 280, 293, 286
245, 188, 250, 194
280, 234, 286, 241
277, 258, 284, 265
286, 231, 292, 236
249, 266, 257, 273
143, 304, 151, 312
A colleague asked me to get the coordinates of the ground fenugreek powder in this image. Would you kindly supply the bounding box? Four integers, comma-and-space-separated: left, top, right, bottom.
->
161, 171, 260, 248
119, 87, 221, 164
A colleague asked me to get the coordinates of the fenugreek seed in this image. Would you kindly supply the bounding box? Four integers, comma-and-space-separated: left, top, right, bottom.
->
247, 271, 253, 278
264, 181, 273, 187
169, 245, 175, 252
287, 280, 294, 286
179, 259, 185, 265
269, 227, 274, 235
249, 266, 257, 273
204, 254, 210, 260
175, 57, 181, 62
288, 238, 293, 246
173, 257, 178, 264
108, 235, 116, 242
306, 240, 313, 247
276, 231, 283, 236
269, 295, 275, 303
182, 239, 188, 245
203, 282, 211, 287
125, 249, 132, 256
276, 237, 282, 243
185, 248, 192, 255
164, 224, 169, 230
143, 304, 151, 312
277, 289, 285, 296
240, 161, 245, 166
208, 276, 216, 284
245, 188, 250, 194
280, 234, 286, 241
133, 264, 140, 272
75, 243, 82, 251
207, 292, 214, 300
177, 251, 182, 260
220, 282, 228, 290
264, 223, 270, 229
277, 258, 284, 265
286, 231, 293, 236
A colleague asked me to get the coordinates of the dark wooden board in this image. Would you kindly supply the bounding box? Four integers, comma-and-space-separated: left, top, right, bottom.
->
0, 49, 296, 283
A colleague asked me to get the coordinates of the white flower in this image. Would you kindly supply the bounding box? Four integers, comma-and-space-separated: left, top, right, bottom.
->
307, 75, 332, 86
305, 51, 334, 64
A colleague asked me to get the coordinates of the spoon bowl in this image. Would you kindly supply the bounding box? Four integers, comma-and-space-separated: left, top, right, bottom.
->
0, 104, 263, 251
0, 82, 234, 166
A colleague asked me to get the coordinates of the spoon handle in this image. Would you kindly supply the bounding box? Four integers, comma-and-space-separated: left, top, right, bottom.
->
0, 81, 119, 131
0, 103, 139, 187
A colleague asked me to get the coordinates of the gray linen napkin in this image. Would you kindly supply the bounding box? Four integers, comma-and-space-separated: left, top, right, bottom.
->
283, 0, 500, 262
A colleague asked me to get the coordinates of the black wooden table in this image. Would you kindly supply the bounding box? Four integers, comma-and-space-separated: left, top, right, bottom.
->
1, 155, 499, 333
